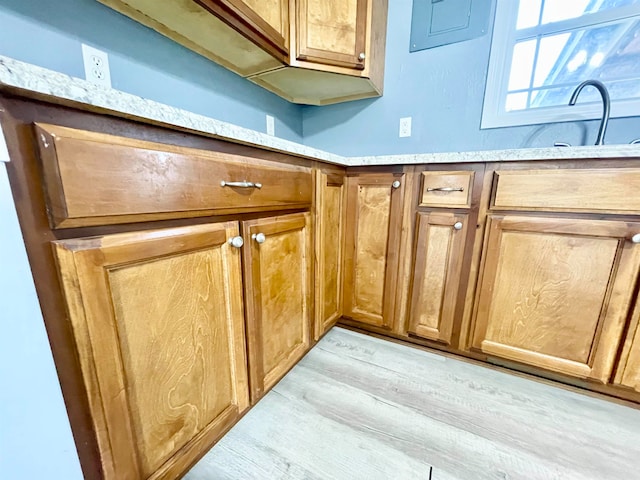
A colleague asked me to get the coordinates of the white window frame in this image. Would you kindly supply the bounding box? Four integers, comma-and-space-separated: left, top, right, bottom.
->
482, 1, 640, 129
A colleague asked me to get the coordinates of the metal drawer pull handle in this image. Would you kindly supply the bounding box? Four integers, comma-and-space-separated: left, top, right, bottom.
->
632, 233, 640, 244
392, 180, 401, 189
427, 187, 464, 192
252, 233, 266, 244
220, 180, 262, 189
453, 222, 463, 231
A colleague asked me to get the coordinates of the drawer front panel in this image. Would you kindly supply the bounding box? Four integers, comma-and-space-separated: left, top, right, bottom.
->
420, 171, 474, 208
35, 123, 312, 227
493, 168, 640, 213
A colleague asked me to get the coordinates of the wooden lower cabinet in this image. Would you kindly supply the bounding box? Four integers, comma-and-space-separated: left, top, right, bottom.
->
343, 173, 405, 330
614, 299, 640, 393
53, 222, 250, 480
472, 215, 640, 382
314, 172, 346, 340
408, 212, 469, 345
242, 212, 312, 401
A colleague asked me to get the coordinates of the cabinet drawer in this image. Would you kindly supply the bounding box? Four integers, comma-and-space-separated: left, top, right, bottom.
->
420, 171, 474, 208
493, 168, 640, 214
35, 123, 312, 228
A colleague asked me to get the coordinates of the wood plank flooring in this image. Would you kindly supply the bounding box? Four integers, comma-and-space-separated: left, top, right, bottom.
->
185, 327, 640, 479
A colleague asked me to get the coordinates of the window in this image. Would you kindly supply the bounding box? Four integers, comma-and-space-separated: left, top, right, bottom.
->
482, 0, 640, 129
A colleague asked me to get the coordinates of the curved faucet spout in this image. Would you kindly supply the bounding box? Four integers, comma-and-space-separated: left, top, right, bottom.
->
568, 79, 610, 145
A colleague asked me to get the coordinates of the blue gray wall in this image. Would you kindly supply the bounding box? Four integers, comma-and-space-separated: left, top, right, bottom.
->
0, 0, 303, 142
0, 163, 83, 479
302, 0, 640, 156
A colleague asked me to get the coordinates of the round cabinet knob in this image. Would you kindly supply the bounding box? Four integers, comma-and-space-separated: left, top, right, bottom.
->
252, 232, 266, 244
358, 52, 366, 61
453, 222, 463, 231
228, 236, 244, 248
632, 233, 640, 244
392, 180, 401, 189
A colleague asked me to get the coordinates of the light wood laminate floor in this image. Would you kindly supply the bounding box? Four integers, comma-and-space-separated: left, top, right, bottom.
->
185, 327, 640, 480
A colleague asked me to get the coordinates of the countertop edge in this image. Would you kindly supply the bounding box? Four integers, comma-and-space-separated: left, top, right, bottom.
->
1, 56, 639, 166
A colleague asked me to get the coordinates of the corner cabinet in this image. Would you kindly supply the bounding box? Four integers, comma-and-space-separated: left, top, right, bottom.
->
97, 0, 388, 105
314, 172, 346, 340
343, 173, 405, 330
241, 212, 312, 401
53, 222, 250, 480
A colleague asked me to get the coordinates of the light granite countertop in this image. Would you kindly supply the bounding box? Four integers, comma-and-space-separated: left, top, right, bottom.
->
1, 55, 639, 166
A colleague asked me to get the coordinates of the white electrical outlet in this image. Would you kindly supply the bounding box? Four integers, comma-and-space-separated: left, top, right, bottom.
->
266, 115, 275, 136
399, 117, 412, 138
82, 44, 111, 88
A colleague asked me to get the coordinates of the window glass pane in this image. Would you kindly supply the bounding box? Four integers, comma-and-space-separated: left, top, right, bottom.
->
605, 78, 640, 101
542, 0, 640, 25
597, 19, 640, 80
508, 39, 537, 91
517, 0, 542, 29
533, 33, 571, 87
506, 92, 529, 111
529, 86, 575, 108
532, 20, 638, 88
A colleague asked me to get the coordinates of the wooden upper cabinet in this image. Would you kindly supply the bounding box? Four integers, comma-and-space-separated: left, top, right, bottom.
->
409, 212, 469, 345
53, 222, 250, 480
97, 0, 388, 105
314, 172, 346, 340
195, 0, 290, 58
343, 173, 405, 330
472, 215, 640, 383
296, 0, 367, 70
242, 212, 312, 401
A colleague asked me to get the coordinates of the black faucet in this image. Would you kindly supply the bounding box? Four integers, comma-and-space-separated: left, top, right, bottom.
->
568, 79, 610, 145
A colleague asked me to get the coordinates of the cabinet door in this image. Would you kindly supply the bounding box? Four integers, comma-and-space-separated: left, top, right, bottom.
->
409, 212, 469, 345
242, 212, 311, 401
614, 297, 640, 393
297, 0, 368, 70
315, 172, 346, 340
53, 222, 249, 480
343, 173, 405, 330
472, 215, 640, 382
195, 0, 290, 58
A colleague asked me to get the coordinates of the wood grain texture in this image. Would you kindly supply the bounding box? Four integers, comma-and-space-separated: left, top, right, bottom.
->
34, 123, 312, 228
472, 215, 640, 382
409, 212, 469, 345
616, 294, 640, 392
314, 172, 345, 340
343, 174, 405, 329
493, 168, 640, 213
364, 0, 387, 92
242, 213, 311, 402
248, 66, 380, 105
296, 0, 368, 70
241, 0, 288, 38
98, 0, 283, 76
195, 0, 290, 58
53, 222, 250, 480
186, 327, 640, 480
420, 171, 474, 208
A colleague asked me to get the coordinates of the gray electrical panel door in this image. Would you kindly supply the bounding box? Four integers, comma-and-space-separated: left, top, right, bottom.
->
410, 0, 494, 52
